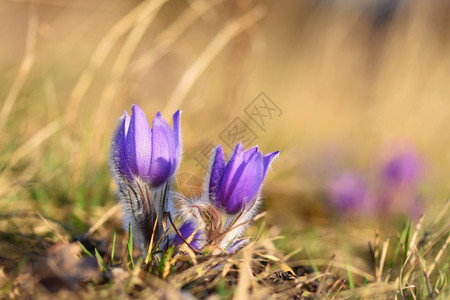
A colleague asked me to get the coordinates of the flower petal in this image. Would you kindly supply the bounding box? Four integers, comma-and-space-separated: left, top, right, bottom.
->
173, 221, 202, 250
243, 146, 258, 162
263, 150, 279, 177
218, 143, 245, 209
209, 145, 226, 206
172, 110, 182, 174
125, 104, 152, 178
224, 151, 264, 214
149, 111, 176, 186
226, 238, 249, 253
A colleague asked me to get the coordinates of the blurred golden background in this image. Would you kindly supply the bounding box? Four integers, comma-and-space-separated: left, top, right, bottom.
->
0, 0, 449, 259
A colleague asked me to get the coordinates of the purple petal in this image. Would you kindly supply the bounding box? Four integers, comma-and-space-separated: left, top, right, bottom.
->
226, 239, 248, 253
172, 110, 182, 174
218, 143, 245, 208
173, 221, 201, 250
243, 146, 258, 162
125, 105, 152, 178
224, 151, 264, 214
263, 151, 279, 177
209, 145, 226, 206
149, 111, 176, 186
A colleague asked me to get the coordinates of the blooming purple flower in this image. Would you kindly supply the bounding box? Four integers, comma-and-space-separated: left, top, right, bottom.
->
110, 104, 181, 253
109, 106, 281, 255
326, 172, 369, 213
111, 104, 181, 187
172, 143, 279, 253
208, 143, 279, 214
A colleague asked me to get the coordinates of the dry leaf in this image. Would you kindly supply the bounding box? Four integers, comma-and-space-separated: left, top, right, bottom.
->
32, 242, 99, 292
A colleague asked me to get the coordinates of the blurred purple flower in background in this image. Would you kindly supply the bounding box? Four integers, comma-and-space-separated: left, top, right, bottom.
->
381, 148, 423, 187
326, 172, 370, 213
324, 144, 425, 220
378, 147, 425, 219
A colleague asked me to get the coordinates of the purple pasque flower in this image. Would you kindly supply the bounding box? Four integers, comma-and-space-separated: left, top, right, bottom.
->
110, 104, 181, 253
111, 104, 181, 186
326, 172, 370, 213
173, 143, 279, 254
208, 143, 279, 215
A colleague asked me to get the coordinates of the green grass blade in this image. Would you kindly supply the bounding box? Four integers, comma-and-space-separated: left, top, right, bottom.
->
77, 241, 93, 258
110, 229, 117, 267
402, 220, 412, 265
158, 246, 175, 278
346, 263, 355, 291
95, 248, 107, 273
127, 223, 135, 269
390, 220, 410, 269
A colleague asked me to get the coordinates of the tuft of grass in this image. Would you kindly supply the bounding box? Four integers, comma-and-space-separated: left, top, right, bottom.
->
346, 262, 355, 291
402, 219, 412, 265
95, 248, 107, 273
110, 228, 117, 267
158, 246, 175, 279
78, 241, 93, 258
127, 222, 135, 270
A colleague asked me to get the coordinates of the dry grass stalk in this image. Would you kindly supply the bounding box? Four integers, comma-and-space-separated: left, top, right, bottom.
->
163, 5, 267, 115
0, 7, 38, 129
